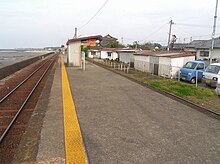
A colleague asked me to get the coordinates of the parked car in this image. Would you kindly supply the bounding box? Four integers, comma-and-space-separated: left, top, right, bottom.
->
202, 63, 220, 88
215, 77, 220, 95
180, 61, 206, 84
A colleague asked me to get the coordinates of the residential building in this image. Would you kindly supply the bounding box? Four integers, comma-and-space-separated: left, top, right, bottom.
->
100, 48, 118, 60
100, 34, 117, 47
88, 49, 101, 58
116, 48, 142, 67
184, 38, 220, 61
134, 52, 195, 79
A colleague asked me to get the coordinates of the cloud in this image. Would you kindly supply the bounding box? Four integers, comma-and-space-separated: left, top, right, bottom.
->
0, 0, 219, 48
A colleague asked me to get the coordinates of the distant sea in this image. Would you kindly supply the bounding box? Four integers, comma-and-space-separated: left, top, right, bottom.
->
0, 50, 50, 69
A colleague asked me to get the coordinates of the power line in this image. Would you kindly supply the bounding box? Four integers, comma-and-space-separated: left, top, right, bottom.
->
79, 0, 109, 29
175, 23, 212, 28
139, 22, 168, 42
123, 37, 136, 41
175, 26, 194, 36
176, 33, 220, 40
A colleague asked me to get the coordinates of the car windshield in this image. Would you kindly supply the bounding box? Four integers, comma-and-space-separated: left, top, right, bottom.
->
183, 62, 197, 69
205, 65, 220, 74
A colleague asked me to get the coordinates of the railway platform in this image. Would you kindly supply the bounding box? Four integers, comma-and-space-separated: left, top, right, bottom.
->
1, 55, 220, 163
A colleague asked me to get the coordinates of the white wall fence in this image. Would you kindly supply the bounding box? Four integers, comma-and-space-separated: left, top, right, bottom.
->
93, 58, 131, 73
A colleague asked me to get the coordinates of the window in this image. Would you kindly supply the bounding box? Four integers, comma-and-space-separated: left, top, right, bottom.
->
197, 63, 204, 70
200, 51, 209, 57
183, 62, 197, 69
107, 52, 111, 57
205, 65, 220, 74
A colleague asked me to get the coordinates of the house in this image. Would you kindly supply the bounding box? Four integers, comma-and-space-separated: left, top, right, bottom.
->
116, 48, 142, 67
100, 48, 118, 60
97, 48, 142, 64
134, 52, 195, 79
100, 34, 117, 47
66, 35, 102, 66
184, 37, 220, 61
88, 49, 101, 58
172, 43, 189, 51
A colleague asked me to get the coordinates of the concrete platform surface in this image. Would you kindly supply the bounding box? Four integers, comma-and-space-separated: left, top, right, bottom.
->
67, 62, 220, 164
14, 60, 220, 164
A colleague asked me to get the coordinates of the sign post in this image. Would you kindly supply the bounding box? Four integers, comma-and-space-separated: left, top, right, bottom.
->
82, 52, 86, 71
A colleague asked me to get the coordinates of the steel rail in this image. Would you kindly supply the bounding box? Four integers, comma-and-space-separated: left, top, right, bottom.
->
0, 56, 53, 103
0, 56, 56, 143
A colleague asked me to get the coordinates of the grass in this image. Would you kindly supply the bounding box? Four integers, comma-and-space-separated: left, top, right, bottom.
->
149, 80, 215, 99
116, 67, 220, 113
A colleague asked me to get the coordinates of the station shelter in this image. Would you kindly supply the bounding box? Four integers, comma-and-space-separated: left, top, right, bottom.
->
66, 35, 102, 67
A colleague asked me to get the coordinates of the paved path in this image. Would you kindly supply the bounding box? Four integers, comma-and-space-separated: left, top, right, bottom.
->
67, 62, 220, 164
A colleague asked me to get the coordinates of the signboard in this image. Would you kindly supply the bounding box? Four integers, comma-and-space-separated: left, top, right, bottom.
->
82, 52, 85, 60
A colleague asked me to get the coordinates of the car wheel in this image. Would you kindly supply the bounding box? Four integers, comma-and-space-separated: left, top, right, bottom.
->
190, 77, 196, 84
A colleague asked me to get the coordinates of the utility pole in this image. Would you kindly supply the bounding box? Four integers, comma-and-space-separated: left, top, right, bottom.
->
135, 41, 139, 49
210, 0, 218, 64
121, 37, 124, 45
74, 27, 78, 38
167, 20, 174, 51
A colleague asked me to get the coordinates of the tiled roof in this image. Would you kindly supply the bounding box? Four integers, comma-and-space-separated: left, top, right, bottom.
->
162, 53, 195, 58
101, 48, 117, 51
115, 48, 142, 52
67, 35, 102, 45
134, 51, 171, 56
186, 37, 220, 49
173, 43, 190, 49
134, 51, 195, 58
101, 48, 142, 52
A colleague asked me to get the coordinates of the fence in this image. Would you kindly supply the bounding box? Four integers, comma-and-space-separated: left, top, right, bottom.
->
92, 59, 205, 87
93, 58, 131, 73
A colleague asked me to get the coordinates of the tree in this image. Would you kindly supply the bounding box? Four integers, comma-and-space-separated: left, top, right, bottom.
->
106, 41, 125, 48
81, 46, 89, 57
127, 42, 162, 50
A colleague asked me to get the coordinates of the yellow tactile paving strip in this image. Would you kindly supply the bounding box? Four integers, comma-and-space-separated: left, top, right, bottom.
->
61, 56, 86, 164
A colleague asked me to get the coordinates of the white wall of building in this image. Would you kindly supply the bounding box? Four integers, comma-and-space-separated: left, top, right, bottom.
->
158, 57, 171, 78
196, 49, 220, 60
100, 51, 108, 59
67, 41, 81, 66
119, 52, 134, 63
88, 51, 101, 59
135, 55, 195, 79
111, 52, 118, 60
159, 56, 195, 79
88, 51, 93, 58
170, 56, 195, 78
101, 51, 118, 60
212, 49, 220, 60
134, 55, 151, 72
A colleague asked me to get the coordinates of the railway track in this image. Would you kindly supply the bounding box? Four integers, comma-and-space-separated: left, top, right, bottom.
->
0, 54, 57, 163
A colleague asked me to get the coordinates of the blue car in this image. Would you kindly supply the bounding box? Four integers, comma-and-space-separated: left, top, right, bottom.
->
180, 61, 206, 84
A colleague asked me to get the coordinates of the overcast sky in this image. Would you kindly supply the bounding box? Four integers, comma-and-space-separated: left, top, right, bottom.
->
0, 0, 219, 48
